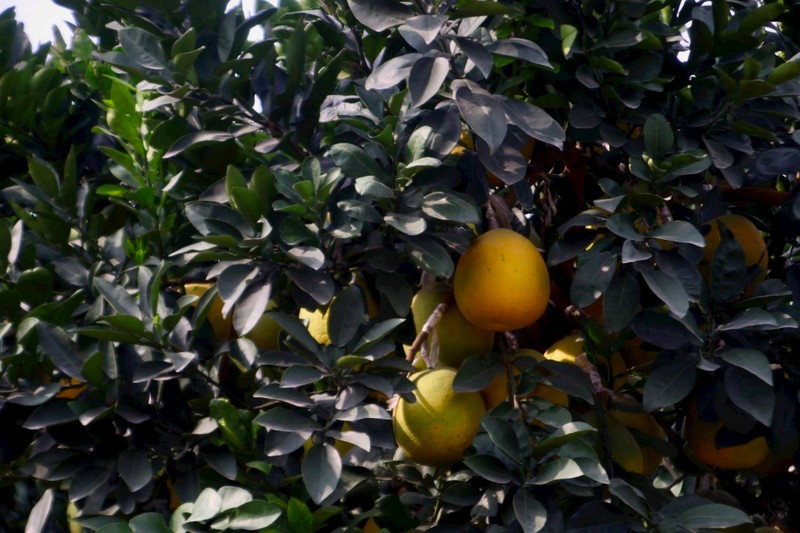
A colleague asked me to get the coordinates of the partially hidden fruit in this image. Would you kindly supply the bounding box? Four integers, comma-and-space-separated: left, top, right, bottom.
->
55, 377, 87, 400
684, 398, 770, 470
410, 284, 494, 369
393, 368, 486, 466
453, 228, 550, 332
609, 409, 668, 475
299, 281, 379, 345
481, 349, 569, 409
543, 333, 627, 390
699, 213, 768, 292
184, 282, 233, 341
245, 301, 281, 350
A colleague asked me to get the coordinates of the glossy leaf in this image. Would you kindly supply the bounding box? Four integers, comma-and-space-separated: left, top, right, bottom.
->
302, 443, 342, 504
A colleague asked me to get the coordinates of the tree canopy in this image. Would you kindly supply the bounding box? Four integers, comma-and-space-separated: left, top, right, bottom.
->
1, 0, 799, 531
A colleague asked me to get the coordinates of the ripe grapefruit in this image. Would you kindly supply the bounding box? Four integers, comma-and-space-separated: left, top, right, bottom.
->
410, 284, 494, 369
699, 213, 768, 292
684, 398, 770, 470
393, 368, 486, 466
453, 228, 550, 332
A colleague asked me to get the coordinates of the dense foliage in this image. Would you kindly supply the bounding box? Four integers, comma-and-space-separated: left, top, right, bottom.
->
1, 0, 799, 531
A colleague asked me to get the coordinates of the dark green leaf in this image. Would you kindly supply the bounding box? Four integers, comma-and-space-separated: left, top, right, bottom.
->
724, 366, 775, 426
405, 236, 454, 277
608, 479, 650, 519
767, 54, 800, 85
643, 352, 698, 411
709, 230, 747, 302
503, 98, 565, 149
28, 156, 60, 199
674, 504, 751, 529
385, 213, 427, 236
69, 464, 111, 501
602, 274, 640, 333
117, 449, 152, 492
531, 457, 583, 484
487, 38, 552, 69
571, 251, 617, 308
639, 268, 690, 317
328, 285, 364, 347
287, 246, 326, 270
330, 143, 388, 180
513, 487, 547, 533
118, 27, 166, 69
129, 513, 170, 533
302, 443, 342, 504
38, 323, 84, 379
650, 221, 704, 247
607, 213, 645, 241
643, 114, 673, 160
253, 406, 322, 432
454, 82, 506, 153
631, 310, 695, 350
347, 0, 413, 32
164, 131, 233, 158
421, 192, 480, 223
464, 455, 512, 483
453, 355, 500, 392
227, 501, 282, 530
482, 416, 521, 463
409, 56, 449, 107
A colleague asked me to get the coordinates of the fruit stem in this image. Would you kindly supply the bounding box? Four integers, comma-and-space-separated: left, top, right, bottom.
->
406, 300, 450, 369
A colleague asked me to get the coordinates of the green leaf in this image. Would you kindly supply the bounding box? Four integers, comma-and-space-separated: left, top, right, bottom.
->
421, 192, 480, 224
328, 285, 365, 347
709, 229, 747, 303
451, 0, 523, 17
25, 488, 54, 533
129, 513, 170, 533
643, 114, 673, 160
254, 406, 322, 432
736, 3, 785, 36
639, 268, 690, 317
650, 221, 705, 247
464, 454, 513, 483
94, 278, 142, 319
531, 457, 583, 484
330, 143, 388, 180
187, 488, 222, 523
767, 53, 800, 85
643, 352, 698, 411
117, 449, 153, 492
302, 443, 342, 505
718, 348, 772, 385
453, 355, 501, 392
608, 479, 650, 519
227, 501, 282, 530
482, 416, 522, 463
118, 27, 166, 70
38, 322, 84, 379
606, 213, 645, 241
513, 487, 547, 533
347, 0, 414, 32
385, 213, 427, 235
674, 503, 751, 529
561, 24, 578, 57
288, 498, 313, 533
602, 274, 640, 333
164, 131, 233, 158
503, 98, 565, 149
454, 82, 506, 153
724, 366, 775, 426
405, 236, 454, 277
487, 38, 552, 69
28, 156, 60, 199
408, 56, 449, 108
571, 251, 617, 308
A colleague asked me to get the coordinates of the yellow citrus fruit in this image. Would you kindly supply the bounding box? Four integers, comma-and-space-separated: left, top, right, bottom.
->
410, 285, 494, 369
543, 333, 627, 390
393, 368, 486, 466
362, 517, 381, 533
699, 213, 768, 291
185, 282, 234, 341
453, 228, 550, 332
621, 337, 659, 369
684, 399, 770, 470
610, 409, 667, 475
299, 280, 378, 345
481, 349, 569, 409
55, 377, 87, 400
543, 333, 587, 367
244, 301, 282, 350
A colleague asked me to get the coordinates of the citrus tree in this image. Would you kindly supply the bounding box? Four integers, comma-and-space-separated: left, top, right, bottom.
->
1, 0, 799, 531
